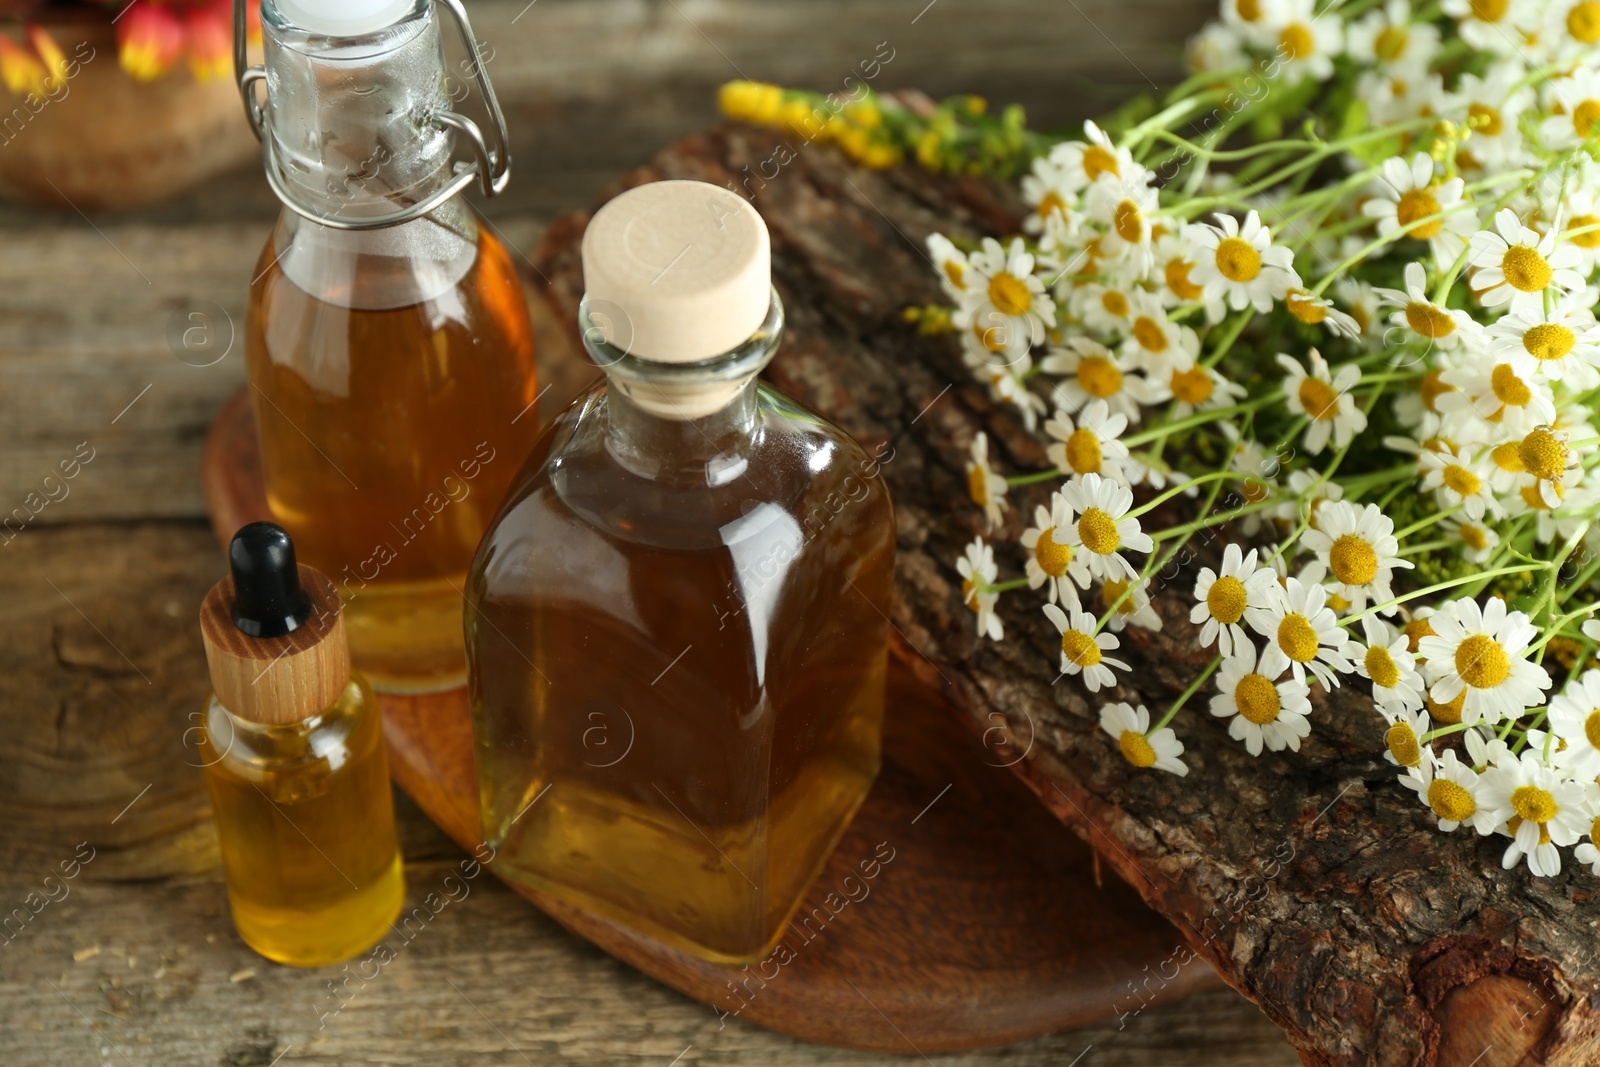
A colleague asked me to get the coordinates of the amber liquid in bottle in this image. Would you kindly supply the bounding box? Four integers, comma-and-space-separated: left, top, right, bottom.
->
247, 218, 539, 692
199, 676, 404, 967
468, 377, 894, 964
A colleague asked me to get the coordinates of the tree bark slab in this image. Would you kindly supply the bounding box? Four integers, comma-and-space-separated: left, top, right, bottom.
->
528, 122, 1600, 1067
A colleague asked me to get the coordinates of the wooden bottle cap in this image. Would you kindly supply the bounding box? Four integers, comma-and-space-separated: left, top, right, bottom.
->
199, 564, 351, 725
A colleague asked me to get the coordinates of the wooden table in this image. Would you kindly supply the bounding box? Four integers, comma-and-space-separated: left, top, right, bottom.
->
0, 1, 1299, 1061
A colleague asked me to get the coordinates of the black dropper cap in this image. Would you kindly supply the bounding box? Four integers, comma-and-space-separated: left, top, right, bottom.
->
228, 521, 314, 639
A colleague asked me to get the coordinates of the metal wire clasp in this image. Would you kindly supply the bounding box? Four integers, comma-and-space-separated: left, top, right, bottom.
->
231, 0, 512, 231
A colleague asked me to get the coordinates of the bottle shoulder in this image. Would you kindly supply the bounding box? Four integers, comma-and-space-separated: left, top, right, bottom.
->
201, 676, 383, 781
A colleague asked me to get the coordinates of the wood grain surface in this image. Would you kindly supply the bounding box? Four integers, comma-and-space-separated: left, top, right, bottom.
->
0, 0, 1301, 1062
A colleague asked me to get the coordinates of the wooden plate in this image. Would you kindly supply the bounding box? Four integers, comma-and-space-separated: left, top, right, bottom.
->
202, 388, 1217, 1052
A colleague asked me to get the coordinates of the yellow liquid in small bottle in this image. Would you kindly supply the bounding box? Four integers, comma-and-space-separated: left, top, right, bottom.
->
246, 219, 540, 692
469, 385, 894, 963
199, 677, 404, 967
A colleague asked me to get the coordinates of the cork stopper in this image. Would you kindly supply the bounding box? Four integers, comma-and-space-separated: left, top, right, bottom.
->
581, 180, 771, 364
200, 524, 351, 726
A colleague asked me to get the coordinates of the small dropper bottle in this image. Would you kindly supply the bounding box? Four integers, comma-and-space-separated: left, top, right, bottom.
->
199, 522, 404, 967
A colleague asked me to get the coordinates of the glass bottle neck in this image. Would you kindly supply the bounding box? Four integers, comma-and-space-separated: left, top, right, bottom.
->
604, 378, 761, 486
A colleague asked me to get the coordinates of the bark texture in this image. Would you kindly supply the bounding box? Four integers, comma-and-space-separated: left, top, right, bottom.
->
529, 122, 1600, 1067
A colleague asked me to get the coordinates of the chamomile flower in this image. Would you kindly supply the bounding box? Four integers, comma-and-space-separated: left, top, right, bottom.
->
1361, 153, 1477, 270
1514, 425, 1579, 508
1058, 472, 1153, 582
1487, 305, 1600, 381
969, 359, 1050, 431
1417, 596, 1552, 726
1277, 349, 1366, 455
1210, 643, 1314, 756
1047, 121, 1140, 196
1043, 339, 1153, 424
1120, 291, 1199, 374
1399, 748, 1497, 833
1019, 158, 1078, 236
1345, 616, 1426, 713
1345, 0, 1440, 77
956, 537, 1003, 642
1374, 261, 1483, 352
1547, 669, 1600, 779
1189, 20, 1249, 71
927, 233, 976, 303
1542, 67, 1600, 149
1380, 706, 1432, 767
1558, 184, 1600, 274
1255, 576, 1352, 690
960, 237, 1055, 356
1220, 0, 1286, 37
1443, 515, 1500, 563
1189, 544, 1280, 659
1043, 603, 1129, 692
1045, 399, 1132, 483
1097, 577, 1164, 632
1440, 0, 1536, 54
1099, 702, 1188, 776
1479, 750, 1590, 877
1152, 233, 1210, 312
965, 432, 1010, 530
1075, 282, 1136, 335
1419, 443, 1500, 520
1268, 0, 1344, 84
1285, 288, 1361, 339
1469, 208, 1587, 315
1452, 63, 1535, 172
1334, 277, 1382, 341
1300, 501, 1413, 614
1021, 494, 1086, 607
1086, 173, 1159, 275
1166, 362, 1247, 419
1438, 359, 1556, 436
1575, 811, 1600, 877
1545, 0, 1600, 62
1183, 210, 1297, 316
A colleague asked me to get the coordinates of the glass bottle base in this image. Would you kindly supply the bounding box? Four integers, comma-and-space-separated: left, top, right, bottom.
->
229, 851, 406, 968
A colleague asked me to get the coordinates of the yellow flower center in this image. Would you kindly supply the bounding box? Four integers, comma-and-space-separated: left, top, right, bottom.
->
1375, 24, 1409, 60
1574, 100, 1600, 139
1132, 316, 1168, 353
1286, 288, 1327, 324
943, 260, 965, 290
1456, 634, 1510, 689
1585, 709, 1600, 751
1429, 779, 1477, 823
1567, 212, 1600, 250
1083, 144, 1119, 181
1119, 730, 1158, 768
1235, 674, 1281, 724
1035, 190, 1066, 221
1396, 188, 1444, 239
1330, 534, 1379, 587
1207, 575, 1248, 625
967, 464, 990, 507
1468, 102, 1504, 137
1215, 236, 1263, 282
1166, 257, 1204, 300
1078, 356, 1124, 398
1101, 290, 1129, 318
1511, 784, 1558, 825
1101, 578, 1134, 614
1501, 245, 1553, 292
1061, 628, 1103, 668
1114, 200, 1144, 243
1064, 428, 1103, 474
1460, 523, 1490, 551
961, 577, 978, 608
1523, 323, 1576, 364
1278, 613, 1320, 663
988, 272, 1032, 316
1491, 440, 1525, 473
1033, 528, 1073, 578
1520, 481, 1564, 510
1405, 301, 1455, 339
1171, 365, 1214, 405
1470, 0, 1509, 20
1279, 22, 1314, 60
1366, 644, 1401, 689
1506, 816, 1552, 845
1236, 0, 1262, 20
1421, 368, 1454, 412
1078, 508, 1121, 554
1442, 464, 1481, 497
1569, 0, 1600, 43
1518, 427, 1568, 482
1386, 722, 1422, 767
1490, 363, 1532, 407
1298, 376, 1340, 421
1426, 690, 1465, 724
